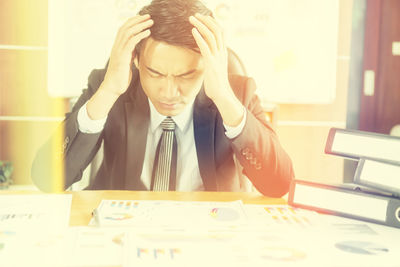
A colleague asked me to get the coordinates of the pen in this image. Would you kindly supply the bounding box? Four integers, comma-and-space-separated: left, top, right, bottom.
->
92, 208, 101, 226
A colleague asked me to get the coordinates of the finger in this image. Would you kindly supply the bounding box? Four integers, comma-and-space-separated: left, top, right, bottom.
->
195, 14, 224, 51
124, 29, 151, 56
115, 15, 151, 45
120, 14, 151, 31
189, 15, 217, 54
221, 30, 227, 50
121, 19, 153, 48
192, 28, 212, 59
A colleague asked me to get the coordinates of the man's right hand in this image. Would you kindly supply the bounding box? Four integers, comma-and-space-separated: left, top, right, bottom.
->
86, 15, 153, 120
103, 14, 153, 96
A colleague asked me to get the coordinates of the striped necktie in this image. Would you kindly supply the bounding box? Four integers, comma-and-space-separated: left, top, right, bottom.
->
151, 117, 177, 191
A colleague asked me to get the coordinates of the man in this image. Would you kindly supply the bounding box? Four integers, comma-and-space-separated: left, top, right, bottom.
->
32, 0, 294, 196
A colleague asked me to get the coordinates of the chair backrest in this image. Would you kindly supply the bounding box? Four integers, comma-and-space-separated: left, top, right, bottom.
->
227, 48, 247, 76
390, 125, 400, 136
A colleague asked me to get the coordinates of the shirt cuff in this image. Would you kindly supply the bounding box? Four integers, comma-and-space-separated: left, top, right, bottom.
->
77, 102, 107, 134
223, 106, 247, 139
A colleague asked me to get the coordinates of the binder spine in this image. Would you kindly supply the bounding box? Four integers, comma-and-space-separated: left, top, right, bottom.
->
387, 200, 400, 227
289, 180, 400, 229
354, 158, 400, 196
324, 128, 400, 164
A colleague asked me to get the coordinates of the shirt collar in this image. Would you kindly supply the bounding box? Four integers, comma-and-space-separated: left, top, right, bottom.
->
148, 99, 194, 133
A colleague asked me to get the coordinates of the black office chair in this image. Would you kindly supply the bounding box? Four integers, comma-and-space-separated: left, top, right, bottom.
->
227, 47, 247, 76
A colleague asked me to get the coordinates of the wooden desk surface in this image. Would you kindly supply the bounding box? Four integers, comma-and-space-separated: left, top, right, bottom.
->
2, 190, 286, 226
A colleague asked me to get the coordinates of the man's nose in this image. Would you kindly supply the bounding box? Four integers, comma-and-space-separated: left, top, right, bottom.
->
161, 76, 179, 99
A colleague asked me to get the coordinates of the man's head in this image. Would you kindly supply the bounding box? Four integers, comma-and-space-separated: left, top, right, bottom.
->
133, 0, 213, 116
136, 0, 212, 56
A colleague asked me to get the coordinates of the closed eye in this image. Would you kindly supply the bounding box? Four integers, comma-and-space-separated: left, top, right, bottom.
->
146, 67, 165, 77
146, 66, 198, 79
178, 72, 196, 79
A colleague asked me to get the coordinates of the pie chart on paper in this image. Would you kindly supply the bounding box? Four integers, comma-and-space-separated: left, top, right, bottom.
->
335, 241, 389, 255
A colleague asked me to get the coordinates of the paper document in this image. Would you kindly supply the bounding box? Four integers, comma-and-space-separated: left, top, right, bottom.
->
243, 204, 321, 228
0, 228, 70, 267
65, 227, 127, 267
91, 200, 247, 227
0, 194, 72, 229
2, 201, 400, 267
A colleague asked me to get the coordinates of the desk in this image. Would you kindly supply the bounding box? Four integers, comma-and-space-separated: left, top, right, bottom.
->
3, 190, 400, 266
4, 190, 286, 226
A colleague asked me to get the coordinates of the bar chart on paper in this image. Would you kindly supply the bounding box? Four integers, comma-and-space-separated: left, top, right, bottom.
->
243, 205, 319, 227
0, 194, 72, 228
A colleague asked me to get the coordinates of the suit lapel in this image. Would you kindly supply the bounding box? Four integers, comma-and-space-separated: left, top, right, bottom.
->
194, 88, 218, 191
124, 80, 149, 190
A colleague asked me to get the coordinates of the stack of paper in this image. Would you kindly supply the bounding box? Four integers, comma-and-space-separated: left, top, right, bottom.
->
2, 198, 400, 267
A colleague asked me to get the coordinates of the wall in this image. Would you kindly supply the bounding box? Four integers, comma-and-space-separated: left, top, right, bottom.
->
275, 0, 353, 183
0, 0, 353, 186
0, 0, 68, 185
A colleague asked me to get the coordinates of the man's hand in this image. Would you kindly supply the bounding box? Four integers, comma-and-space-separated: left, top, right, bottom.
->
87, 15, 152, 120
102, 14, 153, 96
189, 14, 245, 127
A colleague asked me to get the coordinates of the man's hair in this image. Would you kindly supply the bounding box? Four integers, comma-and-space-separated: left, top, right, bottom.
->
136, 0, 213, 57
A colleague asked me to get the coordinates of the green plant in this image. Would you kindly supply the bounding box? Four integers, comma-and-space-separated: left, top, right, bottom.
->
0, 161, 13, 185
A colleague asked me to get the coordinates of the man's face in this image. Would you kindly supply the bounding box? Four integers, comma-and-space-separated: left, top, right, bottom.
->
135, 37, 205, 116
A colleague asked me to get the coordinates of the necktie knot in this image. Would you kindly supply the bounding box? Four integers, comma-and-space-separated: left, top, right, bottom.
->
161, 117, 175, 131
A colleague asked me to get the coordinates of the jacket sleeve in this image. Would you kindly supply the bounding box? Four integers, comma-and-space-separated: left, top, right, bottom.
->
31, 69, 106, 192
229, 76, 295, 197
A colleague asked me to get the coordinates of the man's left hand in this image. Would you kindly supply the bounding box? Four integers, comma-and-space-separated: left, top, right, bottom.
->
189, 13, 230, 101
189, 13, 245, 127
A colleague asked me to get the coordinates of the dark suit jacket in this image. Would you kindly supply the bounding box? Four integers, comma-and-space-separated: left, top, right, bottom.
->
32, 67, 294, 197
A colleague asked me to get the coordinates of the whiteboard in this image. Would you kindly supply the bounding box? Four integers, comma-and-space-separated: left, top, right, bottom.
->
48, 0, 339, 103
48, 0, 152, 98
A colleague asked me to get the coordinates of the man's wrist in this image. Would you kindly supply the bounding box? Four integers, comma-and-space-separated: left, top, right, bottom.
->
224, 106, 247, 139
77, 102, 107, 133
86, 82, 120, 120
213, 90, 245, 127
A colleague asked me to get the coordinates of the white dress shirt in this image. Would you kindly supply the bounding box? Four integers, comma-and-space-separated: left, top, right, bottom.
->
77, 98, 246, 191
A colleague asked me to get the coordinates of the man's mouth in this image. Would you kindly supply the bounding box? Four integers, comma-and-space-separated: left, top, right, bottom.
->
159, 101, 180, 109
